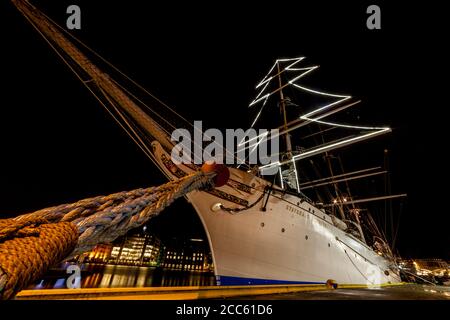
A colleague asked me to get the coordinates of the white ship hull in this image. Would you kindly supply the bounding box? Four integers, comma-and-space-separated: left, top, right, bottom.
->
153, 142, 401, 286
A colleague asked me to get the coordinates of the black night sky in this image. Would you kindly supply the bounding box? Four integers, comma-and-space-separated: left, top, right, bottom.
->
1, 1, 448, 259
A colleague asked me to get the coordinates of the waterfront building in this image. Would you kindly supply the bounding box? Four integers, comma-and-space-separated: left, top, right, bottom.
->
80, 231, 162, 267
399, 258, 449, 277
161, 238, 213, 272
78, 231, 214, 272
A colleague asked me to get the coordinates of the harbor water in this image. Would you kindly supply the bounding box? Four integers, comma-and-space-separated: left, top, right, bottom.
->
30, 263, 216, 290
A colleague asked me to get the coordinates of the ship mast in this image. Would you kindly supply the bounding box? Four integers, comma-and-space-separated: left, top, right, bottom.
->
275, 61, 302, 193
276, 61, 293, 159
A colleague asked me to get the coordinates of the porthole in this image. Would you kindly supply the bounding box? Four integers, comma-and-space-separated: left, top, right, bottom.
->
384, 270, 390, 276
305, 235, 308, 240
211, 203, 223, 212
297, 202, 300, 206
260, 222, 265, 227
328, 243, 330, 247
281, 228, 285, 233
312, 210, 315, 213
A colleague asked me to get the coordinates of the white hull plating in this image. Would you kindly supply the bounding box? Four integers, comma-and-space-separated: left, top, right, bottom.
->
153, 142, 400, 286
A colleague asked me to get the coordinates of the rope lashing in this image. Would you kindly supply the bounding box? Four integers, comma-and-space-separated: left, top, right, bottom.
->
0, 163, 229, 299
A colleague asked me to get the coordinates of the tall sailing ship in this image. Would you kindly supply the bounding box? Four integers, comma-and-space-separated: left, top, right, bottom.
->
12, 0, 403, 286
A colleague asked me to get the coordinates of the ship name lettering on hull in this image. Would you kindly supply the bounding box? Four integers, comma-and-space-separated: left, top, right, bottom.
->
286, 204, 305, 217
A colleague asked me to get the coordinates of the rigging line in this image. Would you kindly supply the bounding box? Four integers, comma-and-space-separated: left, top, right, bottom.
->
391, 201, 404, 251
309, 160, 334, 206
301, 117, 389, 131
115, 108, 156, 147
319, 122, 345, 219
337, 241, 376, 285
99, 91, 169, 179
368, 214, 384, 244
255, 57, 290, 89
29, 3, 244, 167
30, 13, 148, 160
322, 194, 408, 207
238, 95, 272, 166
308, 124, 331, 204
259, 129, 391, 170
363, 210, 377, 237
371, 215, 383, 240
370, 208, 390, 248
43, 7, 256, 169
249, 67, 317, 107
295, 153, 327, 205
280, 100, 361, 133
38, 8, 193, 129
401, 269, 437, 286
107, 80, 247, 171
88, 84, 164, 173
249, 79, 271, 107
250, 96, 269, 128
234, 100, 365, 155
299, 166, 382, 187
97, 63, 245, 166
254, 58, 302, 90
22, 11, 166, 178
112, 71, 245, 166
97, 88, 162, 169
282, 99, 362, 133
18, 1, 174, 151
336, 238, 380, 269
306, 122, 335, 206
300, 171, 387, 190
386, 154, 395, 250
110, 78, 179, 133
338, 156, 356, 211
37, 4, 245, 166
325, 152, 345, 219
383, 150, 389, 242
256, 57, 307, 87
98, 86, 159, 158
101, 96, 166, 171
291, 82, 350, 99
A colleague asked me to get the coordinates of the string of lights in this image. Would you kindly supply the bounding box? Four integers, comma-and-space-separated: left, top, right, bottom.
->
242, 57, 391, 169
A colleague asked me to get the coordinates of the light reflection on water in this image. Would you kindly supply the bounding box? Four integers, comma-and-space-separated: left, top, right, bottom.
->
31, 263, 216, 289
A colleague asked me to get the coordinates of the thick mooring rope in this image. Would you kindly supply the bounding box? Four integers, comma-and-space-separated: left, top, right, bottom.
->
0, 169, 218, 299
0, 219, 78, 300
